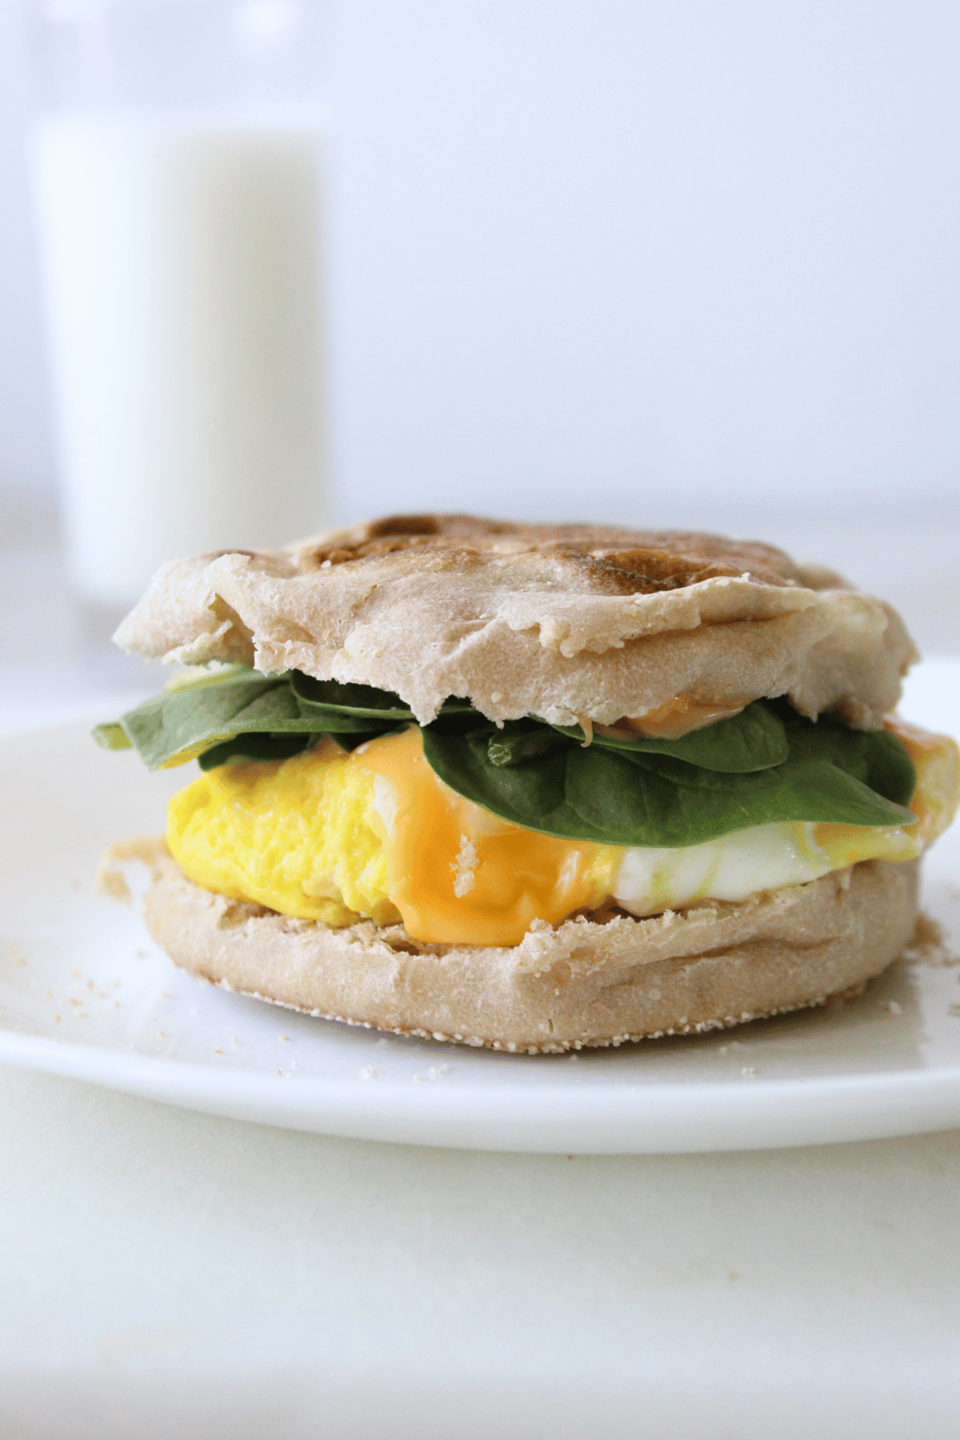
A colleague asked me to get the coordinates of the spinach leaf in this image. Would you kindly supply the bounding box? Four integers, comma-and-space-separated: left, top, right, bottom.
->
549, 700, 789, 772
93, 670, 310, 770
778, 708, 916, 808
93, 721, 131, 752
196, 725, 408, 769
94, 667, 918, 851
421, 718, 917, 848
486, 719, 572, 768
196, 733, 320, 769
92, 666, 481, 769
92, 667, 426, 770
289, 673, 417, 730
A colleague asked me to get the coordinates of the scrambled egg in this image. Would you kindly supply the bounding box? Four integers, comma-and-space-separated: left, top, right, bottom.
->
167, 737, 402, 930
167, 720, 959, 947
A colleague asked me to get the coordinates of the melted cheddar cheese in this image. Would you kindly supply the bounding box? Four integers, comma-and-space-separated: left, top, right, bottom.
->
167, 717, 959, 947
353, 726, 616, 944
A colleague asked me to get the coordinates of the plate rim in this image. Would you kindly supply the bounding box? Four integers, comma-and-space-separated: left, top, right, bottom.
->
3, 1027, 960, 1154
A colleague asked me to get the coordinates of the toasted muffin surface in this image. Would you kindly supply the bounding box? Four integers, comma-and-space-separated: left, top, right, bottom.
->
114, 514, 916, 728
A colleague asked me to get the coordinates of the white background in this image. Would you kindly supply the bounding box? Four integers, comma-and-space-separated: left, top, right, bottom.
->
2, 0, 959, 530
2, 11, 960, 1435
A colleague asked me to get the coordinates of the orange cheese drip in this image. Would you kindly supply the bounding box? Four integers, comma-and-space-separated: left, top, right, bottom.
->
884, 715, 960, 845
598, 696, 748, 741
352, 726, 610, 946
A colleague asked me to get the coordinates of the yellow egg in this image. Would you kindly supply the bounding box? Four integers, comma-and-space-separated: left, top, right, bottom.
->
167, 737, 402, 928
168, 728, 615, 945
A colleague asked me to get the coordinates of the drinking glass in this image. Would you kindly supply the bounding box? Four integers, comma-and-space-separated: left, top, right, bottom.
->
31, 0, 328, 607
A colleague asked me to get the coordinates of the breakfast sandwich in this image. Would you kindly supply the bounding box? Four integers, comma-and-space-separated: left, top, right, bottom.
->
96, 514, 959, 1052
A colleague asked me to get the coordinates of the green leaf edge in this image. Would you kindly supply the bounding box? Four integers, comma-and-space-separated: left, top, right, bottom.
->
93, 666, 918, 849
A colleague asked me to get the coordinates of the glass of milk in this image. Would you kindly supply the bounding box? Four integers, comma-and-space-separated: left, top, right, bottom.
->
30, 0, 328, 608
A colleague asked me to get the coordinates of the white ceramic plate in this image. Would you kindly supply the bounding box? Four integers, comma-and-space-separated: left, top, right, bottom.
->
2, 662, 959, 1154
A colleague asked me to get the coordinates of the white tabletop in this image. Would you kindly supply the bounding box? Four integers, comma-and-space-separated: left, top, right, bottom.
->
2, 494, 959, 1440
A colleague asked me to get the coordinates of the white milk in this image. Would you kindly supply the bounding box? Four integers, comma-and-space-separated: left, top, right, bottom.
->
34, 112, 326, 607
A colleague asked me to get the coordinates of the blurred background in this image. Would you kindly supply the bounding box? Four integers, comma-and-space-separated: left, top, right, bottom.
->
1, 0, 958, 719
